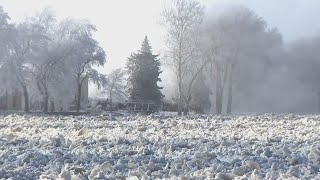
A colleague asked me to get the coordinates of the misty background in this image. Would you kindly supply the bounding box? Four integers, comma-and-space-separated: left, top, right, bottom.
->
1, 0, 320, 113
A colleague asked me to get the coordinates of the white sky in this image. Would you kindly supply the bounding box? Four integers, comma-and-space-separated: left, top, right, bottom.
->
1, 0, 320, 98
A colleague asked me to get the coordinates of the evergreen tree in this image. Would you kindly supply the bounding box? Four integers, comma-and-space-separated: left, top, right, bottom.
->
126, 36, 164, 104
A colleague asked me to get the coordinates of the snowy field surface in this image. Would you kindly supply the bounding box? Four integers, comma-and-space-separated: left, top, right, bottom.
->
0, 113, 319, 180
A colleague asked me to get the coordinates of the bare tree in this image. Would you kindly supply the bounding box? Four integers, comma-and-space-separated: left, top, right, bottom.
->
103, 68, 126, 112
28, 9, 78, 112
161, 0, 205, 115
201, 20, 228, 114
28, 8, 59, 112
4, 22, 41, 112
0, 7, 107, 112
29, 12, 106, 112
203, 6, 280, 114
64, 19, 106, 112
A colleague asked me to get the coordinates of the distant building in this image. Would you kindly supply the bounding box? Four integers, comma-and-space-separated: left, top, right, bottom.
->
0, 78, 88, 111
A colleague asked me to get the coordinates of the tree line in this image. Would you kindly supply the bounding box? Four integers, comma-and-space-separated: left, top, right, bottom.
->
161, 0, 320, 114
0, 7, 106, 112
0, 7, 162, 113
1, 1, 320, 114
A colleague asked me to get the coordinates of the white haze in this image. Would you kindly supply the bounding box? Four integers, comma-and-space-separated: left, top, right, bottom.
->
1, 0, 320, 113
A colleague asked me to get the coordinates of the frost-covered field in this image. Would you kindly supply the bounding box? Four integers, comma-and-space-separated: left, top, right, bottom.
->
0, 114, 320, 180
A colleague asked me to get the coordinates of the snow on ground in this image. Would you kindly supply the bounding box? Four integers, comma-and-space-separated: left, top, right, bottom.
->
0, 113, 319, 179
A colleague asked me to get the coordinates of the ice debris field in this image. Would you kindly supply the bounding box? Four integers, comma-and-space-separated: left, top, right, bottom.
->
0, 113, 319, 179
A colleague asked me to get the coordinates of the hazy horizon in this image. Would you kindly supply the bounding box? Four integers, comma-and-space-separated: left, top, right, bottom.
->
1, 0, 320, 101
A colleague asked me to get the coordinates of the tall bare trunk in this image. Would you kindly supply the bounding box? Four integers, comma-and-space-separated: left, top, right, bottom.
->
183, 107, 188, 115
50, 100, 55, 112
226, 65, 234, 114
36, 79, 49, 113
109, 91, 113, 112
42, 95, 49, 113
4, 91, 8, 110
183, 95, 191, 115
215, 71, 223, 114
215, 88, 222, 114
317, 92, 320, 113
178, 94, 182, 115
76, 84, 82, 112
43, 84, 49, 113
178, 69, 182, 115
22, 85, 29, 112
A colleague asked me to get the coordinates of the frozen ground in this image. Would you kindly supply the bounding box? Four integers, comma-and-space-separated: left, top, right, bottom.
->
0, 113, 319, 179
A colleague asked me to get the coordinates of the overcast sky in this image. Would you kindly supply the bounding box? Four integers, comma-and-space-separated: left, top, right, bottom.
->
1, 0, 320, 97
